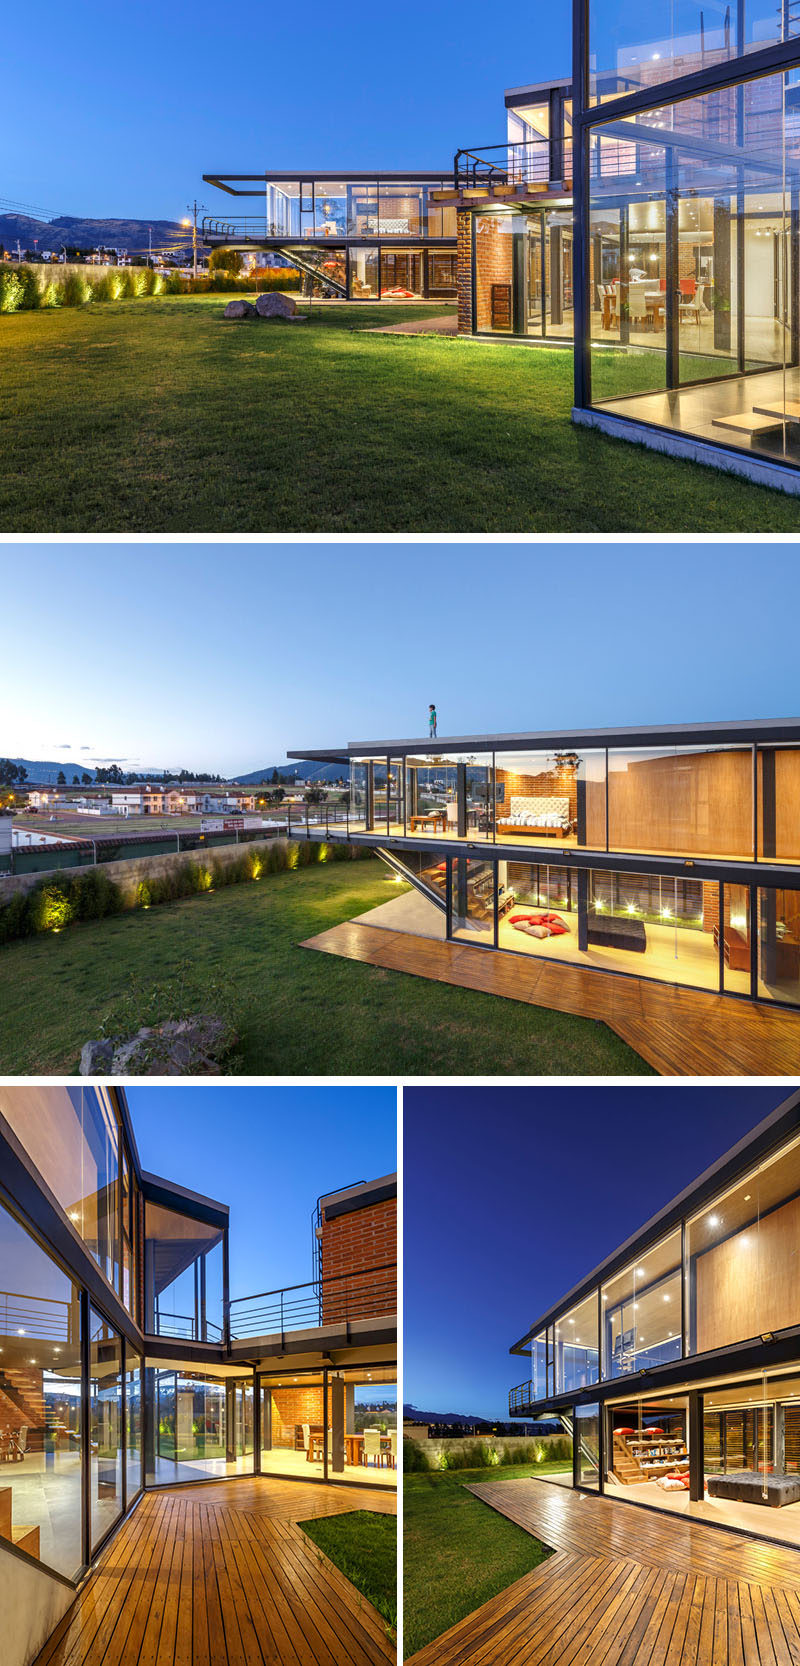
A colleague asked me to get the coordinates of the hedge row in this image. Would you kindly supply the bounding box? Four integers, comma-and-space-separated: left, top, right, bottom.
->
0, 265, 301, 315
0, 839, 368, 945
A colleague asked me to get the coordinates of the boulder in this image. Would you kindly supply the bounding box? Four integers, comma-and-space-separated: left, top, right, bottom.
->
80, 1015, 235, 1076
223, 298, 256, 320
254, 291, 297, 319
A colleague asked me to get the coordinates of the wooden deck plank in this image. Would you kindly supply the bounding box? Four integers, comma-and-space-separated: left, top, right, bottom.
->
406, 1481, 800, 1666
32, 1479, 396, 1666
303, 921, 800, 1075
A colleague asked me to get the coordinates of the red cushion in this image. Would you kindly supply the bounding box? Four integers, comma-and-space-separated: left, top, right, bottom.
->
644, 1427, 664, 1436
616, 1427, 636, 1437
509, 912, 543, 924
548, 921, 568, 936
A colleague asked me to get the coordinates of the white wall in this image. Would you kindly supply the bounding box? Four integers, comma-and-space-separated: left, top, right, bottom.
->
0, 1546, 75, 1666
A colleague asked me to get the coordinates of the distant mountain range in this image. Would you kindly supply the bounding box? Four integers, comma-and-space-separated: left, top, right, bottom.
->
0, 213, 192, 258
4, 757, 344, 786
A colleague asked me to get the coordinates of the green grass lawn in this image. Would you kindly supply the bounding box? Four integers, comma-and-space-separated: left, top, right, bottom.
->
0, 858, 651, 1075
404, 1465, 559, 1658
3, 293, 800, 530
301, 1510, 397, 1634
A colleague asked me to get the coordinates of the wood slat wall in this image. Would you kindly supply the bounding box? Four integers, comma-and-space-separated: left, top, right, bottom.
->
32, 1479, 396, 1666
406, 1478, 800, 1666
302, 922, 800, 1075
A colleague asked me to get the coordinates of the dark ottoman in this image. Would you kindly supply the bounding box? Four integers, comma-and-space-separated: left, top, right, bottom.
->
707, 1471, 800, 1507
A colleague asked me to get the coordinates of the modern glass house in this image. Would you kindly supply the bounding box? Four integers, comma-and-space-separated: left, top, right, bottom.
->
569, 0, 800, 491
201, 171, 457, 298
507, 1090, 800, 1548
0, 1088, 397, 1665
288, 719, 800, 1010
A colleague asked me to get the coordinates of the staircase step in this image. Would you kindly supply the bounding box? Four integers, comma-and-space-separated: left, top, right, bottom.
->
12, 1524, 40, 1558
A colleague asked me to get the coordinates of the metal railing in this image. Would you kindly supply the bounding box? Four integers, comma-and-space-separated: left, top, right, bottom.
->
454, 137, 571, 191
229, 1262, 396, 1340
151, 1309, 224, 1344
201, 211, 454, 244
0, 1291, 73, 1343
509, 1379, 539, 1415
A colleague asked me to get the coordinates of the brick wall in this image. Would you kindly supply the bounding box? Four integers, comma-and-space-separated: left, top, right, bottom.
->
269, 1384, 328, 1449
474, 215, 514, 332
702, 881, 719, 936
497, 767, 578, 823
457, 210, 472, 333
321, 1194, 397, 1323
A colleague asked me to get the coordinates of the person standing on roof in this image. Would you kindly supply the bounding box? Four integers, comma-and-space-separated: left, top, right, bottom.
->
429, 703, 438, 740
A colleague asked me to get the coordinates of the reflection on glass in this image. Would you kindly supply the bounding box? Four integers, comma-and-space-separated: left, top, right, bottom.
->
602, 1232, 682, 1377
451, 859, 495, 943
146, 1370, 254, 1484
722, 883, 752, 994
0, 1087, 120, 1291
608, 747, 753, 859
90, 1306, 122, 1552
0, 1195, 83, 1576
758, 888, 800, 1004
555, 1293, 600, 1393
575, 1403, 601, 1488
588, 0, 788, 103
144, 1200, 224, 1342
686, 1131, 800, 1354
126, 1350, 142, 1502
759, 747, 800, 863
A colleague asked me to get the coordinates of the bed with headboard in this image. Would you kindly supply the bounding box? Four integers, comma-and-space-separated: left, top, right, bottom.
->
496, 795, 573, 839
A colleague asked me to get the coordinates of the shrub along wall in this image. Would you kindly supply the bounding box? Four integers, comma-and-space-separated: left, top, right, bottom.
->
0, 263, 302, 314
0, 838, 369, 946
402, 1434, 573, 1472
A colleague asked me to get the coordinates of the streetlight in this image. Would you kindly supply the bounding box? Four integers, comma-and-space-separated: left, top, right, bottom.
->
184, 201, 204, 280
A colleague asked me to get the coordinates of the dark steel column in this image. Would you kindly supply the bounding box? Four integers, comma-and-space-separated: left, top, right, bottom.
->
81, 1289, 91, 1565
688, 1391, 704, 1502
457, 763, 467, 838
713, 198, 732, 353
572, 0, 591, 408
577, 868, 589, 952
665, 148, 680, 390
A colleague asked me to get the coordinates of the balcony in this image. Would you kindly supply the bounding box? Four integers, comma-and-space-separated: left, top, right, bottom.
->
509, 1379, 540, 1417
431, 138, 573, 213
229, 1261, 396, 1349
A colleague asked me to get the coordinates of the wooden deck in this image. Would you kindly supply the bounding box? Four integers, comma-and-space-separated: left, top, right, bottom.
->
34, 1478, 396, 1666
303, 921, 800, 1075
407, 1478, 800, 1666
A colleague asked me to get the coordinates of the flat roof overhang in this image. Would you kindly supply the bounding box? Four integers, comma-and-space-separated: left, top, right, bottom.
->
204, 171, 454, 196
515, 1329, 800, 1417
229, 1313, 397, 1361
505, 77, 572, 105
343, 831, 800, 892
289, 717, 800, 761
510, 1088, 800, 1355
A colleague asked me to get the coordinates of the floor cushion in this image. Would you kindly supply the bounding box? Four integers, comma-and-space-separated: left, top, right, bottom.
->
514, 922, 549, 939
548, 921, 569, 936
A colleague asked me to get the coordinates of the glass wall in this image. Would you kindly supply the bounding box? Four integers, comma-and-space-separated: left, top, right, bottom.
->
575, 1403, 601, 1488
475, 214, 517, 332
608, 747, 753, 860
0, 1195, 83, 1577
759, 746, 800, 862
89, 1306, 122, 1551
145, 1368, 254, 1485
588, 0, 791, 103
588, 72, 800, 472
758, 887, 800, 1004
126, 1349, 142, 1503
144, 1200, 224, 1342
0, 1087, 125, 1303
405, 755, 459, 836
350, 248, 379, 299
602, 1230, 682, 1377
260, 1367, 397, 1485
555, 1293, 599, 1393
686, 1131, 800, 1354
494, 750, 606, 848
450, 859, 495, 942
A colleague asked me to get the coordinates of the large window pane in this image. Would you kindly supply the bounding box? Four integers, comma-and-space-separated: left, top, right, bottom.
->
90, 1306, 122, 1551
0, 1196, 82, 1577
758, 888, 800, 1004
450, 859, 495, 943
575, 1403, 601, 1488
405, 755, 459, 838
146, 1369, 254, 1484
589, 0, 788, 103
602, 1231, 682, 1378
759, 747, 800, 863
555, 1293, 599, 1394
495, 750, 606, 848
608, 747, 753, 859
686, 1133, 800, 1353
126, 1349, 142, 1503
0, 1087, 120, 1290
144, 1200, 224, 1342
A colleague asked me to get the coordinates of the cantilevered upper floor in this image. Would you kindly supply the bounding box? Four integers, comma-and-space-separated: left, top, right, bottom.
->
507, 1087, 800, 1419
288, 716, 800, 875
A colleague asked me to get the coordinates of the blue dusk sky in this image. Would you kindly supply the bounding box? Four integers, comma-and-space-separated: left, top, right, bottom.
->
2, 545, 800, 777
7, 6, 569, 224
124, 1084, 397, 1302
404, 1086, 789, 1420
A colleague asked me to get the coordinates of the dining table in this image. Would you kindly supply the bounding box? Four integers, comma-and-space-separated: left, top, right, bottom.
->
344, 1432, 395, 1468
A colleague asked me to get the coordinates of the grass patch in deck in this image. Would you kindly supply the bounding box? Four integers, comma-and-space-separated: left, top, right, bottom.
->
403, 1465, 560, 1658
301, 1510, 397, 1633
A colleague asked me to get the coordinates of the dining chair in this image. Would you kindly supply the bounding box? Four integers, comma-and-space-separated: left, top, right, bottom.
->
363, 1429, 383, 1467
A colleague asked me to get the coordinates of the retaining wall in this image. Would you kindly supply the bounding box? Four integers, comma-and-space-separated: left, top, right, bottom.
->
0, 836, 287, 907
